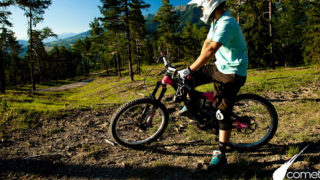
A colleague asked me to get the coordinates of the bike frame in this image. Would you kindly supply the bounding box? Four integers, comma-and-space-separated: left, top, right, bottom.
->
149, 55, 247, 130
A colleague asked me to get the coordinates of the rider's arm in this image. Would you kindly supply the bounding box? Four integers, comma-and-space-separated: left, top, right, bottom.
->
190, 40, 222, 71
200, 38, 212, 55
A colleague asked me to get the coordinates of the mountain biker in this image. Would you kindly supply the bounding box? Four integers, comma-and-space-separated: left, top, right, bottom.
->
178, 0, 248, 170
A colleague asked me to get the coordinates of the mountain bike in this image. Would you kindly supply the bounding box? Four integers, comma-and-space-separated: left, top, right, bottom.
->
109, 52, 278, 151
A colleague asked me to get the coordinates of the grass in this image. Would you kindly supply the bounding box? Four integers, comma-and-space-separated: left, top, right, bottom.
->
0, 64, 319, 179
46, 126, 63, 135
242, 66, 320, 94
0, 65, 319, 141
287, 146, 300, 158
183, 123, 215, 143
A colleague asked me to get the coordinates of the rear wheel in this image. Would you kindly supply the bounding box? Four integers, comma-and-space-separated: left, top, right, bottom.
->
109, 98, 169, 148
229, 94, 278, 150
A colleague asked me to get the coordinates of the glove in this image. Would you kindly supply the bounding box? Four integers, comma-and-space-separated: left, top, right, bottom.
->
178, 67, 192, 80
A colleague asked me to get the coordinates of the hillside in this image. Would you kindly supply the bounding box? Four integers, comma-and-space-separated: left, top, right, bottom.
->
17, 31, 91, 56
0, 65, 319, 179
43, 33, 77, 43
146, 5, 208, 33
175, 5, 208, 30
45, 30, 91, 49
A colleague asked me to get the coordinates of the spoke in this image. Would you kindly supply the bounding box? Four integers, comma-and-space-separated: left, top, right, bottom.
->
114, 102, 165, 145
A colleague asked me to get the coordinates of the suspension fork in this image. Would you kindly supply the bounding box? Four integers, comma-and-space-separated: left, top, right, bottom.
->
151, 81, 167, 101
141, 81, 167, 125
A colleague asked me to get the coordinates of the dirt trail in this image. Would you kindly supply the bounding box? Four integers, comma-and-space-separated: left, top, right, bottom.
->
37, 79, 95, 92
0, 81, 319, 179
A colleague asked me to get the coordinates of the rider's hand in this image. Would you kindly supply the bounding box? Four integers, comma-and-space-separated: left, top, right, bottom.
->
178, 67, 192, 80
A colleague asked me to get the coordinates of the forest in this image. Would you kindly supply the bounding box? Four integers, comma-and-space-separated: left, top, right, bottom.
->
0, 0, 319, 94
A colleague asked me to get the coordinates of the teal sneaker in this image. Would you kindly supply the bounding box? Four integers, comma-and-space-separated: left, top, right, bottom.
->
208, 150, 227, 170
178, 105, 189, 115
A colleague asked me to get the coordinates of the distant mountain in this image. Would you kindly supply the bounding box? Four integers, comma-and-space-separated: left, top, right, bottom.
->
43, 33, 77, 43
45, 30, 91, 49
145, 5, 208, 33
145, 14, 158, 33
18, 40, 28, 48
175, 5, 208, 30
17, 31, 91, 56
18, 40, 29, 57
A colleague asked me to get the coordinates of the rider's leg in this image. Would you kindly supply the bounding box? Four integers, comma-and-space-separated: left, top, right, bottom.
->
219, 129, 231, 143
219, 129, 231, 153
178, 65, 214, 115
209, 65, 246, 170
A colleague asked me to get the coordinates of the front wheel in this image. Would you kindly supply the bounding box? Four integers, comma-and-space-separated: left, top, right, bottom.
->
229, 94, 278, 150
109, 98, 169, 148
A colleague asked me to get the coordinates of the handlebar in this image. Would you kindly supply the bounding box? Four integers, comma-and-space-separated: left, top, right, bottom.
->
157, 47, 180, 80
157, 47, 175, 71
157, 49, 194, 94
157, 56, 176, 73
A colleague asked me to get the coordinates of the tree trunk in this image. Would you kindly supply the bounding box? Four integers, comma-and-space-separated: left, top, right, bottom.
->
165, 37, 169, 62
125, 0, 134, 81
29, 6, 36, 92
0, 51, 5, 94
36, 50, 42, 83
115, 50, 121, 77
269, 0, 274, 69
13, 56, 17, 85
86, 59, 89, 76
114, 54, 118, 75
135, 39, 141, 75
105, 63, 109, 76
237, 0, 241, 23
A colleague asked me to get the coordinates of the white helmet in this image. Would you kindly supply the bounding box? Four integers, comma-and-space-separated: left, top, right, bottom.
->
187, 0, 226, 24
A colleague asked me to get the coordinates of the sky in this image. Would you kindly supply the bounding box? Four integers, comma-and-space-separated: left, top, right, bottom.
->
8, 0, 190, 40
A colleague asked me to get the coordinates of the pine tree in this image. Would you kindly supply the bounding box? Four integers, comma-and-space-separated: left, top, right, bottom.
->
99, 0, 135, 80
268, 0, 274, 69
303, 0, 320, 65
0, 0, 14, 93
273, 0, 306, 66
48, 45, 61, 81
153, 0, 180, 62
73, 38, 92, 76
241, 0, 270, 68
16, 0, 52, 91
7, 32, 22, 86
180, 22, 208, 62
227, 0, 242, 24
90, 17, 104, 37
89, 18, 104, 71
99, 0, 125, 78
129, 0, 150, 75
31, 27, 56, 82
124, 0, 135, 81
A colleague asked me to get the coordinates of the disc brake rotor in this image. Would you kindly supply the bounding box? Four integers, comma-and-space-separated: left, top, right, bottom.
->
237, 116, 258, 134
